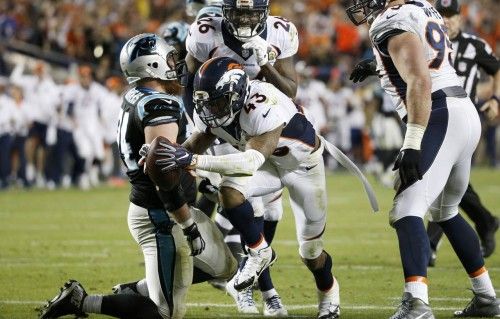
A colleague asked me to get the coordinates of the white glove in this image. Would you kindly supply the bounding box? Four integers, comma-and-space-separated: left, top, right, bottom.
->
242, 36, 271, 66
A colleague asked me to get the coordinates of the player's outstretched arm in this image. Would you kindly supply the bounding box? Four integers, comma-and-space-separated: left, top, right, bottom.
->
388, 32, 431, 186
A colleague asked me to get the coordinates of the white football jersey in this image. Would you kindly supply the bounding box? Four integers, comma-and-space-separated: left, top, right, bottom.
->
194, 80, 317, 169
186, 16, 299, 79
370, 0, 460, 120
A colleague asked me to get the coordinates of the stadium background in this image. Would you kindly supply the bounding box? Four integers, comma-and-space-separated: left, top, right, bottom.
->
0, 0, 499, 318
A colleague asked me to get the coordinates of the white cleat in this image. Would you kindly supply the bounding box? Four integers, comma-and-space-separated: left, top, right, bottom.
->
263, 294, 288, 317
226, 276, 259, 314
317, 277, 340, 319
233, 246, 276, 291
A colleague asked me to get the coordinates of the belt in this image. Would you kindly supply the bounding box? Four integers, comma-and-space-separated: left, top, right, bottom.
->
402, 86, 467, 123
431, 86, 467, 100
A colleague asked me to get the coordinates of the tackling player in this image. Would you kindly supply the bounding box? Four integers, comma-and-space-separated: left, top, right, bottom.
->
182, 0, 298, 314
346, 0, 500, 318
39, 34, 236, 319
151, 57, 341, 319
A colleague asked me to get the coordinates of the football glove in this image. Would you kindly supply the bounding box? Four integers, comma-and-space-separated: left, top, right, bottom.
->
182, 222, 206, 256
154, 140, 194, 172
138, 143, 150, 172
392, 148, 422, 187
242, 36, 270, 66
349, 58, 377, 83
198, 177, 219, 203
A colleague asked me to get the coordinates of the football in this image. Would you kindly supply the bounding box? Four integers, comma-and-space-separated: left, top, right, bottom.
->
145, 136, 181, 191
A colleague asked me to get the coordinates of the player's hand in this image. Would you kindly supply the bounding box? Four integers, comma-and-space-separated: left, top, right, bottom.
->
242, 36, 270, 66
392, 148, 422, 187
349, 58, 377, 83
154, 140, 195, 172
182, 222, 206, 256
138, 143, 150, 172
480, 98, 499, 122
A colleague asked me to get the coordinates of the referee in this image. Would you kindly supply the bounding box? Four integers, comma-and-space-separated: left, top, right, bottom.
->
427, 0, 499, 264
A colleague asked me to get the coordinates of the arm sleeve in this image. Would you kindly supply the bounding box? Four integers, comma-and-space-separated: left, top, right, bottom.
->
196, 149, 266, 176
476, 39, 499, 75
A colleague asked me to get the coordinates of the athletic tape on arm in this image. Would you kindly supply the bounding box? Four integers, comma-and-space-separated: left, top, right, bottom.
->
320, 136, 379, 212
196, 149, 266, 176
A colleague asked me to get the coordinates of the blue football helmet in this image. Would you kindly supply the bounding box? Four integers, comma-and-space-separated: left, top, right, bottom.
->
222, 0, 269, 41
193, 57, 249, 128
346, 0, 387, 25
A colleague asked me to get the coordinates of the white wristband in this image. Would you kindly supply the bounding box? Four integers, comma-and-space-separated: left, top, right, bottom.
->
179, 217, 194, 229
402, 123, 426, 150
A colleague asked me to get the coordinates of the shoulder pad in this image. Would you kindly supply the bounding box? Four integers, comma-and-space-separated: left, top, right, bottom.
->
137, 93, 184, 121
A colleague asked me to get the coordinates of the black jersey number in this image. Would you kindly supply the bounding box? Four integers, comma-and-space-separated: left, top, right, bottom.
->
117, 109, 138, 170
426, 21, 452, 69
197, 18, 215, 34
273, 17, 290, 32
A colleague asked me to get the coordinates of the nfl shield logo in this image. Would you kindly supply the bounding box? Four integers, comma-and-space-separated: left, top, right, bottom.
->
242, 49, 250, 59
441, 0, 452, 7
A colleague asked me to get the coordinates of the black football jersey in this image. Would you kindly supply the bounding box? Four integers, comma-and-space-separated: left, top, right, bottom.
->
117, 86, 184, 208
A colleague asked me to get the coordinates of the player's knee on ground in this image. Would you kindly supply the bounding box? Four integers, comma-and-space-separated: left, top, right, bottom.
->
220, 186, 245, 209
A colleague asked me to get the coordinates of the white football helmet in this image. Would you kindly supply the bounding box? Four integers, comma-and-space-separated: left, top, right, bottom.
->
119, 33, 179, 84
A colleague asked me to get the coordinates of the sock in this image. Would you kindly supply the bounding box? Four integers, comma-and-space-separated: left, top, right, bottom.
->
394, 216, 429, 278
262, 288, 278, 300
136, 279, 149, 297
82, 295, 102, 313
312, 252, 334, 292
426, 221, 444, 251
469, 268, 496, 297
404, 279, 429, 304
101, 294, 162, 319
224, 200, 262, 247
258, 268, 274, 292
263, 220, 278, 244
438, 214, 484, 273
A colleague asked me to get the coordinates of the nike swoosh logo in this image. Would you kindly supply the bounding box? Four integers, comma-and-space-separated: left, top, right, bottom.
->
305, 164, 318, 171
386, 13, 397, 19
177, 154, 189, 161
262, 109, 271, 118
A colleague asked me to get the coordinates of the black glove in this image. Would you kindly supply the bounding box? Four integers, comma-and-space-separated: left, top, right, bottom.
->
392, 149, 423, 187
349, 58, 377, 83
182, 222, 206, 256
155, 141, 194, 172
198, 178, 219, 195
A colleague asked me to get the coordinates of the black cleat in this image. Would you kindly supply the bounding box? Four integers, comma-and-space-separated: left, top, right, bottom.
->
39, 280, 88, 319
478, 217, 499, 258
454, 291, 500, 317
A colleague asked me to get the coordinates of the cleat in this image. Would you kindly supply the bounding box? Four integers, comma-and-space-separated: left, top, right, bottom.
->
39, 280, 88, 319
428, 249, 437, 267
226, 275, 259, 314
112, 281, 140, 295
234, 246, 276, 291
454, 291, 500, 317
264, 294, 288, 317
478, 217, 499, 258
389, 292, 434, 319
317, 277, 340, 319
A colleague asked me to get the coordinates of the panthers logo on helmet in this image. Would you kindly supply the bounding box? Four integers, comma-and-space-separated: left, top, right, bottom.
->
129, 36, 158, 62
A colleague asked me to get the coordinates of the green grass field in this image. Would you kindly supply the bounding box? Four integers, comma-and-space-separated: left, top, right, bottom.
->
0, 168, 499, 319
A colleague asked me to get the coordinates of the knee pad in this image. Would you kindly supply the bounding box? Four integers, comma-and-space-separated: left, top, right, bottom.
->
262, 191, 283, 221
248, 196, 264, 218
299, 238, 324, 260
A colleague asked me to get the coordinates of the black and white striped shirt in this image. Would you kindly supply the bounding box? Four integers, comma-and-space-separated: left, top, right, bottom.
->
450, 31, 499, 104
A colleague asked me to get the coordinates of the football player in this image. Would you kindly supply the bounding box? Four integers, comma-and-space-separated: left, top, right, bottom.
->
39, 34, 236, 319
346, 0, 500, 318
182, 0, 298, 314
151, 57, 341, 319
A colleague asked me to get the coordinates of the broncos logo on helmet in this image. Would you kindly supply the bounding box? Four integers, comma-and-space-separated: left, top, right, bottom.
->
193, 57, 249, 128
222, 0, 269, 41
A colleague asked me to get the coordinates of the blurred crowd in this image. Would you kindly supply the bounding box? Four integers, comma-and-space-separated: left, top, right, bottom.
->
0, 0, 498, 190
